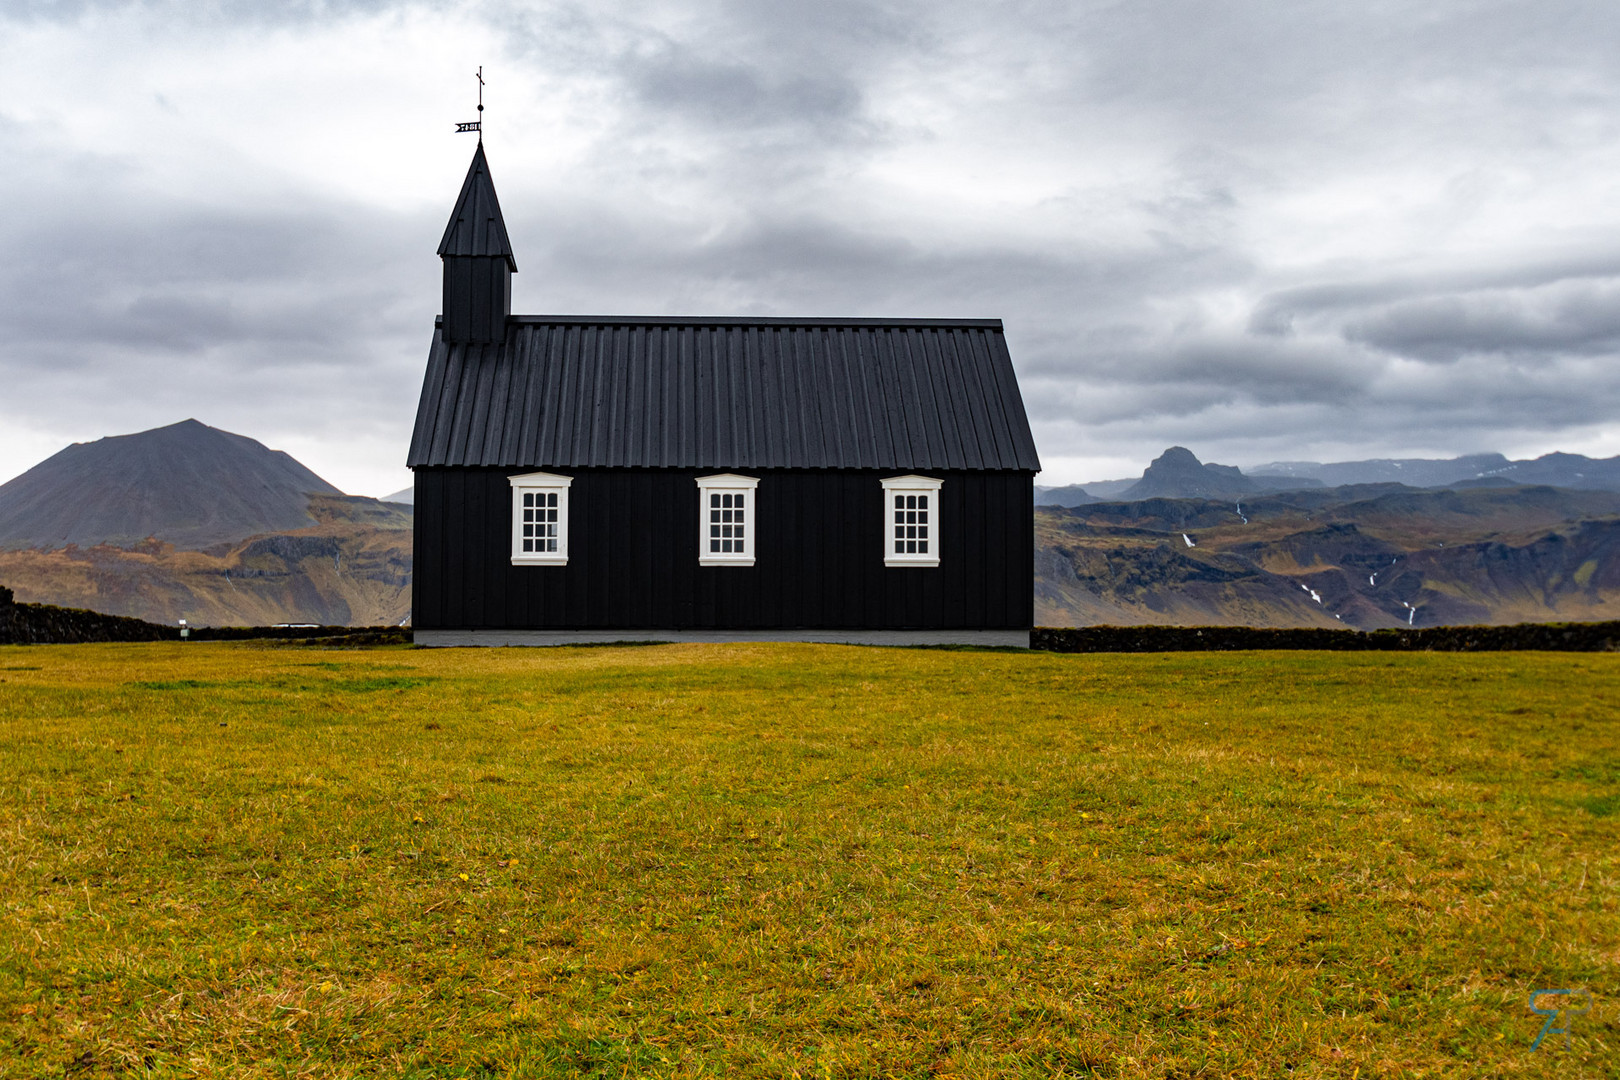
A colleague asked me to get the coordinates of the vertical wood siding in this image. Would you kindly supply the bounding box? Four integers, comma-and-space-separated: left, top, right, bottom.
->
414, 468, 1034, 630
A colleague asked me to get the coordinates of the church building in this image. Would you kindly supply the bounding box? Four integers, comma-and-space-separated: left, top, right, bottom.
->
407, 145, 1040, 645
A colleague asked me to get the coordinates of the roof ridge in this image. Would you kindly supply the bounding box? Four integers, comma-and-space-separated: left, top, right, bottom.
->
500, 315, 1005, 329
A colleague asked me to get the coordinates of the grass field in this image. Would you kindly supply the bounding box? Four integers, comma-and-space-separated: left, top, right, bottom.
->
1, 642, 1616, 1077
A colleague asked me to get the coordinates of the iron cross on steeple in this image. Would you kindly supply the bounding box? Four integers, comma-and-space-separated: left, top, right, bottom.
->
455, 67, 485, 141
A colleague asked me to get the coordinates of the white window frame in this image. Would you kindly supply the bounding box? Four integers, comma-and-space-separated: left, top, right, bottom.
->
697, 474, 759, 566
882, 475, 942, 567
509, 471, 572, 566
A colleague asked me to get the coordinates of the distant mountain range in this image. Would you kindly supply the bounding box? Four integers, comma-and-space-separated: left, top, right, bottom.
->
1037, 484, 1620, 629
1040, 447, 1620, 505
0, 421, 410, 626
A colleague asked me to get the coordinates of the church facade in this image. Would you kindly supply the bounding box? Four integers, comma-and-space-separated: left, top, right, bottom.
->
408, 146, 1040, 645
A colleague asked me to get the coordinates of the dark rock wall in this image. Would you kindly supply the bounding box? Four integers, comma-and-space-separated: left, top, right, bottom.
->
0, 589, 176, 644
1031, 621, 1620, 653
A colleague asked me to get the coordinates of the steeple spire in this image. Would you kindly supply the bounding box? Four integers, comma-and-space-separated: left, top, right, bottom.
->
438, 142, 516, 345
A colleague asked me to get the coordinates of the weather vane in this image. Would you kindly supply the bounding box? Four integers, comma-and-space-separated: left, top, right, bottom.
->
455, 66, 485, 141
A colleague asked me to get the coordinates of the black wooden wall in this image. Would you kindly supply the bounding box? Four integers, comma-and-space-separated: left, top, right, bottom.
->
412, 468, 1033, 630
441, 258, 511, 344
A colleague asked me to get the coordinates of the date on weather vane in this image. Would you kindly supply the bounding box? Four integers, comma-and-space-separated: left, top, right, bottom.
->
455, 66, 485, 138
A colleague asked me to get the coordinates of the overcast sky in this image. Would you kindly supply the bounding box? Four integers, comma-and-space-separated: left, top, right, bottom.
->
3, 0, 1619, 495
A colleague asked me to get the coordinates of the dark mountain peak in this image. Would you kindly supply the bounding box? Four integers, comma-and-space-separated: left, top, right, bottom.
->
1033, 483, 1098, 508
1153, 446, 1203, 469
1124, 447, 1256, 500
0, 421, 343, 552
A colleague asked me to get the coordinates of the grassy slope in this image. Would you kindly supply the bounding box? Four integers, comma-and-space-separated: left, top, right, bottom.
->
0, 643, 1616, 1078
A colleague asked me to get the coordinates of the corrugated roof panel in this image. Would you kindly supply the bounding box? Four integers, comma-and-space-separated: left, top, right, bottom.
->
407, 316, 1040, 472
939, 329, 985, 470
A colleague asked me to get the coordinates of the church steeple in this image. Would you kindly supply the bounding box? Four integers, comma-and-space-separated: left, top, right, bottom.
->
438, 143, 516, 345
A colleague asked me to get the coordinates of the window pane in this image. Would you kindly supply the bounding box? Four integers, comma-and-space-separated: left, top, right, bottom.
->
711, 493, 720, 508
734, 494, 744, 509
523, 492, 534, 507
918, 495, 927, 510
523, 539, 533, 552
710, 525, 720, 537
918, 540, 928, 553
895, 496, 904, 510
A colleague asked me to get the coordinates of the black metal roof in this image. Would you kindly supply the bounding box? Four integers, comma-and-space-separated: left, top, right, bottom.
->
437, 144, 517, 270
407, 316, 1041, 471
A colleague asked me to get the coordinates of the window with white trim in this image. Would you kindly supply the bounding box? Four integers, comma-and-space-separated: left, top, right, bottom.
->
881, 475, 942, 567
509, 471, 572, 565
697, 474, 759, 566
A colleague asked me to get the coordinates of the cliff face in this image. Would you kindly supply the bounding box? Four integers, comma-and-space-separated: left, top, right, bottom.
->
1036, 485, 1620, 629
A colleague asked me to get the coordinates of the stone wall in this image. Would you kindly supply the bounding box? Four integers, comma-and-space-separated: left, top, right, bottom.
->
0, 586, 176, 644
1031, 621, 1620, 653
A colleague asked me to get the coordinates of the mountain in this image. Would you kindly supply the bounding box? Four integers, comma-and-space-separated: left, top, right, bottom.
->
1121, 446, 1257, 500
1033, 484, 1099, 507
1069, 448, 1620, 505
382, 486, 414, 505
0, 421, 411, 626
0, 419, 342, 551
1036, 484, 1620, 629
1246, 451, 1620, 491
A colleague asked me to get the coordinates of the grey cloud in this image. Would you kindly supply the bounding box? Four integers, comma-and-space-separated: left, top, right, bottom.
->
1344, 279, 1620, 361
0, 0, 423, 24
0, 201, 421, 358
1250, 249, 1620, 334
621, 46, 862, 132
1242, 255, 1620, 378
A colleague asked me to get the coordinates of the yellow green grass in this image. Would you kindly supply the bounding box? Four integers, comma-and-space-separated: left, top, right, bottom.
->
1, 642, 1617, 1077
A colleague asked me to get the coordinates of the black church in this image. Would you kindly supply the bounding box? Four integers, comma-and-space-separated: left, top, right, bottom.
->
408, 145, 1041, 646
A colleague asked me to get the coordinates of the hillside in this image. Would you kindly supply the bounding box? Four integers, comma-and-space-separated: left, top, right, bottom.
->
0, 494, 411, 627
0, 419, 342, 552
1037, 484, 1620, 628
